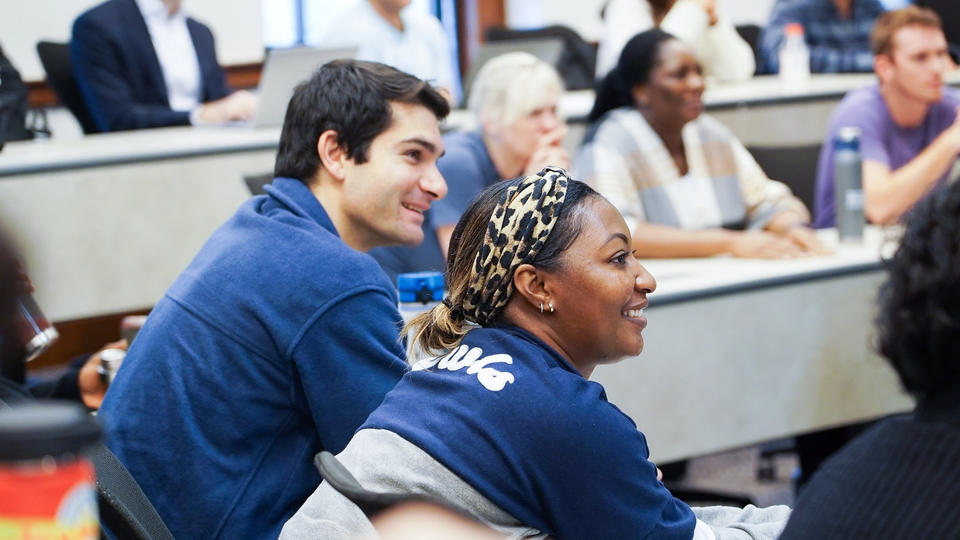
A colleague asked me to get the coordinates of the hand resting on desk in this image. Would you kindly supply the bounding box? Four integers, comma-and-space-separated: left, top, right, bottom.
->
197, 90, 258, 124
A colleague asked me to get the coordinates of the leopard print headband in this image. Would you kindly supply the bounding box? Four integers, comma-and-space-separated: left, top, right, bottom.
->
460, 167, 569, 326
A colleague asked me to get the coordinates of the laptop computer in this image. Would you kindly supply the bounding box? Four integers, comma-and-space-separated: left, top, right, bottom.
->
246, 46, 357, 128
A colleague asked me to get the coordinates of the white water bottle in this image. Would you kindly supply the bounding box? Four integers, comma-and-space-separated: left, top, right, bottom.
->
779, 23, 810, 86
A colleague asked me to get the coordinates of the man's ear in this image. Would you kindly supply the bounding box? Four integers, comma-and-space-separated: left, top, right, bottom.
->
874, 54, 893, 84
317, 130, 347, 183
512, 263, 552, 311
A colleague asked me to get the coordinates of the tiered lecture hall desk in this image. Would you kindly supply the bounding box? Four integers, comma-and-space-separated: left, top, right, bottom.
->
0, 74, 922, 457
593, 227, 912, 463
0, 126, 280, 322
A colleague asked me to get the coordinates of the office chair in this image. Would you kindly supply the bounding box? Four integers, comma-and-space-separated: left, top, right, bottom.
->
484, 25, 597, 90
746, 144, 823, 213
734, 24, 762, 74
35, 41, 101, 135
88, 442, 175, 540
313, 451, 440, 517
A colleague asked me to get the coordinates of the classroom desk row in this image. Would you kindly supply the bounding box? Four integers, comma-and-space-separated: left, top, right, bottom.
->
593, 226, 912, 462
0, 74, 914, 460
0, 72, 912, 321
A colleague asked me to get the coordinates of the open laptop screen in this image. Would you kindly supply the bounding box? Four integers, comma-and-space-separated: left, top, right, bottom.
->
249, 46, 357, 128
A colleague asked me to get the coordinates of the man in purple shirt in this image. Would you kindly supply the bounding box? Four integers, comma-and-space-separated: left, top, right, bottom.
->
814, 6, 960, 228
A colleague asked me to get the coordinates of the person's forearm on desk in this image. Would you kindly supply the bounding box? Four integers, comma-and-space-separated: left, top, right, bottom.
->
863, 117, 960, 224
630, 221, 804, 259
765, 211, 831, 254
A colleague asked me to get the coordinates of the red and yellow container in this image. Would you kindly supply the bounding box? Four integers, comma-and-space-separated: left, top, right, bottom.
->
0, 402, 101, 540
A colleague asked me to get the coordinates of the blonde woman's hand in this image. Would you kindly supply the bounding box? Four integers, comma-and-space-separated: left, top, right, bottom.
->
523, 125, 570, 175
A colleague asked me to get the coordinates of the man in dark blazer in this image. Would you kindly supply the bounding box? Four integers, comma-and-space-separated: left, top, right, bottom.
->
71, 0, 255, 132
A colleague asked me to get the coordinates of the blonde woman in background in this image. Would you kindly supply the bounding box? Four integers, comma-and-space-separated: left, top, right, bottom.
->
371, 52, 569, 283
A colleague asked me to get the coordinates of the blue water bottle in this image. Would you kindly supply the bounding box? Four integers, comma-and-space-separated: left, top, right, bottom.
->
397, 271, 444, 362
397, 271, 445, 325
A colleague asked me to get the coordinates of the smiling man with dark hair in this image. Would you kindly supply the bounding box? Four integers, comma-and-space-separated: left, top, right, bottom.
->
98, 60, 449, 539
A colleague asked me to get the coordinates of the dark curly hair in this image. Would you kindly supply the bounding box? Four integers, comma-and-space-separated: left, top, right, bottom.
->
875, 182, 960, 400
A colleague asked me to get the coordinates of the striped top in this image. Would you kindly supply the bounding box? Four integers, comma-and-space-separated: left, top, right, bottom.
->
573, 108, 808, 233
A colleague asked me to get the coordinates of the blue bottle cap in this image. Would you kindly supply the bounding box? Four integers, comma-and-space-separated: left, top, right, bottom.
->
834, 126, 860, 151
397, 271, 445, 303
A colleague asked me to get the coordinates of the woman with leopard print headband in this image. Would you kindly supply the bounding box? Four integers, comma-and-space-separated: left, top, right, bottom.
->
283, 167, 790, 540
405, 166, 577, 354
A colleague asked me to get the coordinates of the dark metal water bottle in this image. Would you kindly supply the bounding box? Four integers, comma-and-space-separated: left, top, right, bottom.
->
834, 127, 865, 242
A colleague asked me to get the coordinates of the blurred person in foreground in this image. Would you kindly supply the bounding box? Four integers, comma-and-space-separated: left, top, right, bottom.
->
781, 163, 960, 540
0, 229, 120, 409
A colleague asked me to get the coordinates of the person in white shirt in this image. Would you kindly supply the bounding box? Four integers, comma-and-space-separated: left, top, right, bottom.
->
311, 0, 461, 104
595, 0, 756, 84
71, 0, 256, 132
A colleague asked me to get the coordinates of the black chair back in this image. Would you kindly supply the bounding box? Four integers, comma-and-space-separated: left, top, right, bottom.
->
313, 451, 416, 517
484, 25, 597, 90
747, 144, 823, 213
35, 41, 101, 134
243, 172, 273, 196
735, 24, 762, 74
0, 45, 33, 148
88, 442, 174, 540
